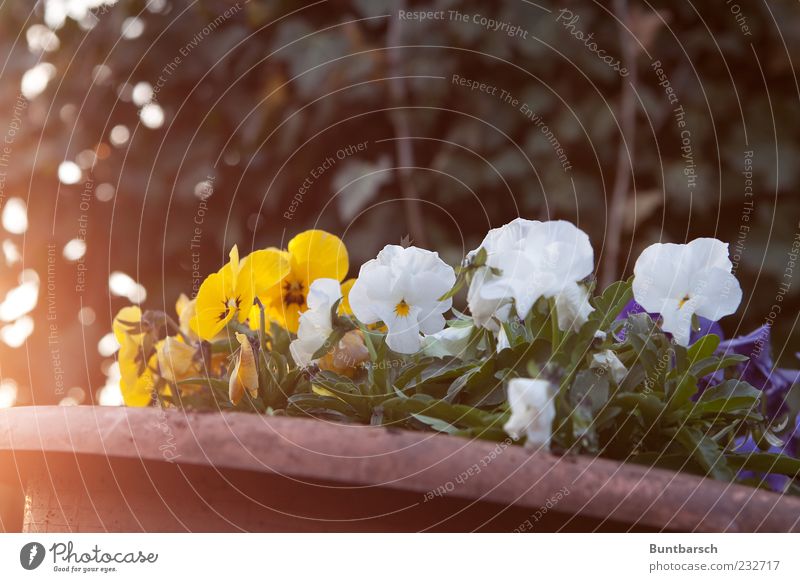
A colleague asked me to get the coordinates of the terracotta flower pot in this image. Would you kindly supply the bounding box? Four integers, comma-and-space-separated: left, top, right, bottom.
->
0, 406, 798, 532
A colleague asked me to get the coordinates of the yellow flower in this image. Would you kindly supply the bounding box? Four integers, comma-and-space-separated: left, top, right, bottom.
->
175, 293, 198, 341
229, 332, 259, 405
156, 336, 200, 384
192, 245, 291, 340
253, 230, 349, 333
112, 306, 154, 407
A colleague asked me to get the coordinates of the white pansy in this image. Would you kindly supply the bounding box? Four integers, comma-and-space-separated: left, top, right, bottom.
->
466, 218, 533, 329
590, 350, 628, 384
503, 378, 556, 448
349, 245, 456, 354
422, 324, 474, 358
632, 238, 742, 346
555, 281, 594, 332
289, 278, 341, 368
496, 324, 511, 352
467, 219, 595, 331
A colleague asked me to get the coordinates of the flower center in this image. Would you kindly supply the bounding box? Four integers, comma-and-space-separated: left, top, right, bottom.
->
218, 296, 241, 321
678, 294, 691, 309
394, 299, 410, 318
283, 279, 306, 306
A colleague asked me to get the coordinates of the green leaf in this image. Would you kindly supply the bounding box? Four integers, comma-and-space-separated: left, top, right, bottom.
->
676, 426, 735, 481
687, 334, 721, 364
590, 278, 633, 330
666, 374, 698, 413
689, 354, 748, 379
693, 380, 762, 415
311, 327, 346, 360
726, 453, 800, 478
411, 413, 461, 435
571, 369, 609, 416
446, 358, 496, 404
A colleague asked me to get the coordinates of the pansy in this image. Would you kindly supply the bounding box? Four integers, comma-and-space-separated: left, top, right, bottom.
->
349, 245, 456, 354
229, 332, 259, 405
156, 336, 200, 384
192, 245, 263, 340
714, 324, 800, 416
632, 238, 742, 347
467, 219, 595, 332
175, 293, 199, 341
252, 230, 350, 334
112, 306, 154, 407
503, 378, 556, 448
590, 350, 628, 384
422, 323, 476, 359
733, 413, 799, 493
466, 218, 533, 329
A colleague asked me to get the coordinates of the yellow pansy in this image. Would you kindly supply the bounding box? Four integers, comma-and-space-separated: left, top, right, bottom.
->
192, 245, 291, 340
253, 230, 349, 333
156, 336, 200, 384
339, 278, 356, 316
175, 293, 198, 341
229, 332, 259, 405
112, 306, 154, 407
189, 246, 247, 339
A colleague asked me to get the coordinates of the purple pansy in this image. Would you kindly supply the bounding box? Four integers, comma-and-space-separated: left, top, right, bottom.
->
733, 413, 800, 492
716, 324, 800, 417
614, 299, 723, 344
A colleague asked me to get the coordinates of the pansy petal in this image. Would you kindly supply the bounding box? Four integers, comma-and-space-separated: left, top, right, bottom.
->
383, 308, 422, 354
191, 271, 234, 340
243, 248, 291, 297
288, 230, 349, 282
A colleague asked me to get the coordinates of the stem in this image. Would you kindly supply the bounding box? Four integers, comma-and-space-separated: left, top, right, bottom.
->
254, 297, 268, 353
600, 0, 638, 289
550, 298, 561, 350
163, 313, 192, 344
387, 0, 428, 248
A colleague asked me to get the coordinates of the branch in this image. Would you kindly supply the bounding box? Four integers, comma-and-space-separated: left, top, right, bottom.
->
600, 0, 638, 289
386, 0, 428, 248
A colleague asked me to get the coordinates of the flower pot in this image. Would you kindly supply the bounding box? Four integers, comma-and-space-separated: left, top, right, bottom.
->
0, 406, 798, 532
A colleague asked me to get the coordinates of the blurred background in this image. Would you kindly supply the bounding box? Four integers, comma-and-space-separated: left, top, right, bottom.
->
0, 0, 799, 410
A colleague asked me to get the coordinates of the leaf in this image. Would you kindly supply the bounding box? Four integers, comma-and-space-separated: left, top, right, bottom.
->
311, 327, 346, 360
676, 426, 735, 481
571, 369, 610, 416
666, 374, 698, 413
693, 380, 762, 415
411, 413, 461, 435
687, 334, 721, 364
286, 393, 359, 420
438, 269, 467, 302
689, 354, 749, 379
382, 396, 496, 429
726, 453, 800, 478
590, 278, 633, 330
446, 358, 496, 404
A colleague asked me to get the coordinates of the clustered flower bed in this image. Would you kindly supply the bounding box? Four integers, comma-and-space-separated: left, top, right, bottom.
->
114, 221, 800, 493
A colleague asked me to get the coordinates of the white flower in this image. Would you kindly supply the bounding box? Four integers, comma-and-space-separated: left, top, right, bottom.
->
503, 378, 556, 448
467, 219, 595, 331
590, 350, 628, 384
422, 324, 474, 358
496, 324, 511, 352
555, 282, 594, 332
466, 218, 533, 329
632, 238, 742, 346
289, 278, 341, 368
349, 245, 456, 354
